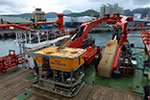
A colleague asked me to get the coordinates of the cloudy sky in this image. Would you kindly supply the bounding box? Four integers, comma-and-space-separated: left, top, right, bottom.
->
0, 0, 150, 14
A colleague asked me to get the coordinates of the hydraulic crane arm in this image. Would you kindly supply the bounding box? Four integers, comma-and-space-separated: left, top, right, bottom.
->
19, 22, 56, 26
110, 16, 133, 76
19, 14, 65, 33
81, 14, 122, 39
0, 24, 38, 32
97, 15, 150, 78
0, 14, 65, 34
67, 14, 133, 71
68, 14, 132, 48
97, 15, 133, 78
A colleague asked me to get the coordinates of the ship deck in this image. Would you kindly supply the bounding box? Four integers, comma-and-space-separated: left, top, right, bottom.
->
0, 67, 143, 100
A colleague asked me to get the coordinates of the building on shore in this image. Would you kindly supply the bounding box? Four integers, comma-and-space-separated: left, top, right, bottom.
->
134, 13, 142, 20
47, 16, 96, 27
32, 8, 46, 22
146, 8, 150, 20
100, 3, 124, 17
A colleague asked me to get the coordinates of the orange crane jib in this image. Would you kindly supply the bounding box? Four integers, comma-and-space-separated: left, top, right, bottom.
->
0, 14, 65, 33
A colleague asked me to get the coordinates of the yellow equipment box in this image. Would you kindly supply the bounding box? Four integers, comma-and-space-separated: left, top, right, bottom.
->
33, 47, 86, 70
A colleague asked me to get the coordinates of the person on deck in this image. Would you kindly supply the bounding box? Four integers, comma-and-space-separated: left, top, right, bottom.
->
143, 85, 150, 100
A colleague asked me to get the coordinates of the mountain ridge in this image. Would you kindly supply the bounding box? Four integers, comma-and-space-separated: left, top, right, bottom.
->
0, 8, 149, 18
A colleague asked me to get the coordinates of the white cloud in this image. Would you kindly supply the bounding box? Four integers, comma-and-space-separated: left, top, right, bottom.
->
0, 0, 149, 14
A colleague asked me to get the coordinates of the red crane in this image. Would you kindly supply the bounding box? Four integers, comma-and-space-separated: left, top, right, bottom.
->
67, 14, 133, 66
0, 14, 65, 33
67, 13, 133, 78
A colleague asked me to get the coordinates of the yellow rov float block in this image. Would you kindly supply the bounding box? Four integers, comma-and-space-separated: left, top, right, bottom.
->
34, 46, 85, 70
32, 46, 86, 97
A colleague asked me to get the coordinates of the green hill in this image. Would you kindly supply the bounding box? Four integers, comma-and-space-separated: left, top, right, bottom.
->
66, 10, 99, 17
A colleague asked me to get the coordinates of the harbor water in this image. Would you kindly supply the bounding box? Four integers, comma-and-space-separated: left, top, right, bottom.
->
0, 31, 144, 57
0, 38, 20, 57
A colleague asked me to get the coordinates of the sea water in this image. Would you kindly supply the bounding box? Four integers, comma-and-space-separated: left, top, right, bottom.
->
0, 31, 144, 57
